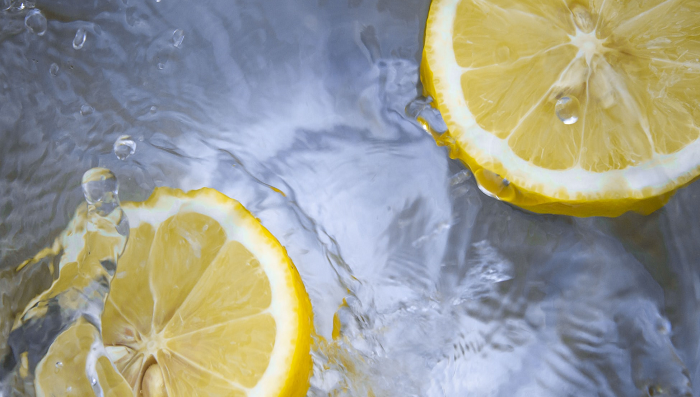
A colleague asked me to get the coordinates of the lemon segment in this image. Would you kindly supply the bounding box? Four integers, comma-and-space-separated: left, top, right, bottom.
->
422, 0, 700, 216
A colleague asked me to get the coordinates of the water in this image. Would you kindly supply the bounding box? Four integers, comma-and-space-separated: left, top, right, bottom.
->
112, 135, 136, 161
1, 1, 699, 396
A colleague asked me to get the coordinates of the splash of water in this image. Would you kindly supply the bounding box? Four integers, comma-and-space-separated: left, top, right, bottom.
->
2, 168, 128, 394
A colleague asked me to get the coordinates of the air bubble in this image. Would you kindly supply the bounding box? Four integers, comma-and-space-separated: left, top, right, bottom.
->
54, 361, 63, 373
172, 29, 185, 48
24, 9, 47, 36
113, 135, 136, 160
49, 63, 59, 76
73, 27, 86, 50
555, 96, 580, 125
157, 62, 165, 70
80, 104, 94, 116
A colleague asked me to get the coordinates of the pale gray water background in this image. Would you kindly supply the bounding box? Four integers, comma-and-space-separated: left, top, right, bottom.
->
1, 0, 700, 396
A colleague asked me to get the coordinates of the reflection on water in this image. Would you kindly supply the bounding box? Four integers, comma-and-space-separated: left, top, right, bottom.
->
1, 0, 699, 396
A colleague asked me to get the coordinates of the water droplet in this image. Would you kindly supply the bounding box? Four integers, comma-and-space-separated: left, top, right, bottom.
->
149, 105, 157, 113
405, 96, 448, 134
73, 27, 86, 50
476, 182, 499, 199
54, 361, 63, 373
172, 29, 184, 48
555, 96, 580, 125
113, 135, 136, 160
156, 62, 165, 70
81, 168, 119, 215
24, 9, 46, 36
155, 0, 161, 2
80, 104, 94, 116
405, 96, 430, 119
91, 378, 97, 386
571, 5, 594, 34
66, 386, 72, 393
49, 63, 59, 76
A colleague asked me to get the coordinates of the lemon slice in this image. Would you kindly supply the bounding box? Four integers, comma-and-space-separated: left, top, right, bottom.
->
102, 187, 313, 397
34, 187, 313, 397
422, 0, 700, 216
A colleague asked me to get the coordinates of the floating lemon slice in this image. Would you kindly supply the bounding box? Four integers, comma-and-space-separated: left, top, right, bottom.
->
35, 187, 313, 397
422, 0, 700, 216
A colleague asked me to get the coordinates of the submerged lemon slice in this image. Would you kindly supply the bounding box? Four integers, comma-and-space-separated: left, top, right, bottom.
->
35, 318, 133, 397
422, 0, 700, 216
35, 187, 313, 397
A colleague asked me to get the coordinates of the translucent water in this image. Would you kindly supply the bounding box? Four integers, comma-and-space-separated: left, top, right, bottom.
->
1, 1, 699, 397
